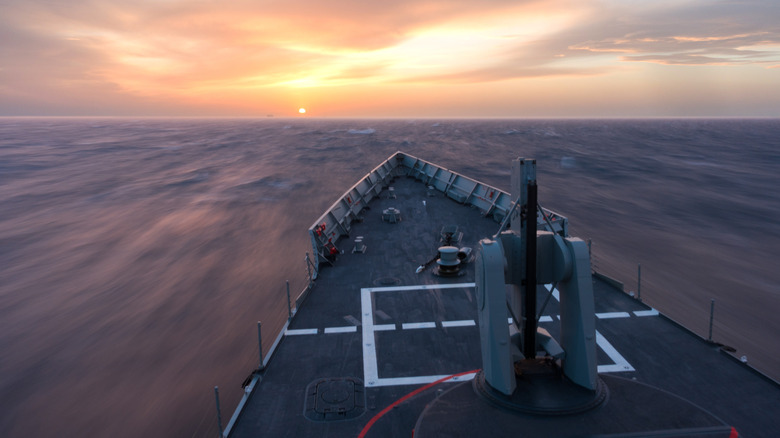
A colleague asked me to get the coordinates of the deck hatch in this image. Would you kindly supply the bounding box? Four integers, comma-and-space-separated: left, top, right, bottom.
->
304, 377, 365, 421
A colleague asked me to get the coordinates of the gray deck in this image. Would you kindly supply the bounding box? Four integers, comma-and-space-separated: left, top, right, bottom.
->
229, 174, 779, 438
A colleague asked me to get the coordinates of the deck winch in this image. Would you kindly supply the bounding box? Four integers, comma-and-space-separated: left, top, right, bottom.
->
433, 246, 474, 276
435, 246, 460, 276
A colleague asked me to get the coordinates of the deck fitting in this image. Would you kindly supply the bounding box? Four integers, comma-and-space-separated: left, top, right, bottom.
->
304, 377, 365, 422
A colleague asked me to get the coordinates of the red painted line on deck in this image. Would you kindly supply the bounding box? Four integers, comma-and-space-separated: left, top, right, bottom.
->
357, 369, 480, 438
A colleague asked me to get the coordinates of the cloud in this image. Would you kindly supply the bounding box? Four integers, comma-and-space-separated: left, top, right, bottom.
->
565, 2, 780, 66
1, 0, 779, 115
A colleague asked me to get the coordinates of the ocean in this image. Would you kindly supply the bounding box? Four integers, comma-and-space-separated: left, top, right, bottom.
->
1, 118, 778, 437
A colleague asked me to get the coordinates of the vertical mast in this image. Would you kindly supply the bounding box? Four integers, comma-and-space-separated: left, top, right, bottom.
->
524, 180, 537, 358
510, 158, 537, 357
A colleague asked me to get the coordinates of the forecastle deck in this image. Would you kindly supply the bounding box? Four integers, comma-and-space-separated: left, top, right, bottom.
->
226, 155, 779, 438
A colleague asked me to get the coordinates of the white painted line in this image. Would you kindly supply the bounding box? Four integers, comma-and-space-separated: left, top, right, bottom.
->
285, 328, 318, 336
596, 312, 631, 319
545, 284, 560, 301
596, 330, 635, 373
510, 316, 554, 323
441, 320, 476, 328
361, 284, 481, 387
366, 282, 475, 293
362, 283, 637, 385
634, 309, 659, 317
361, 288, 379, 386
402, 322, 437, 330
370, 372, 478, 387
324, 326, 357, 334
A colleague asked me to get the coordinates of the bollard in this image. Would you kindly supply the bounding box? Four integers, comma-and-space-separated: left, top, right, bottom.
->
286, 280, 292, 320
258, 321, 264, 369
215, 386, 223, 438
637, 263, 642, 301
708, 299, 715, 342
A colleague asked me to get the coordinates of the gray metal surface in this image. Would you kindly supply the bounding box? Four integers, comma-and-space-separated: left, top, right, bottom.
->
228, 155, 780, 438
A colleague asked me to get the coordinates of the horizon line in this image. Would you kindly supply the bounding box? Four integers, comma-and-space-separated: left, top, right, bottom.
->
2, 115, 779, 120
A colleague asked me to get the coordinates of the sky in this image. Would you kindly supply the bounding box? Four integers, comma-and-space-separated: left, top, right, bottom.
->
1, 0, 779, 117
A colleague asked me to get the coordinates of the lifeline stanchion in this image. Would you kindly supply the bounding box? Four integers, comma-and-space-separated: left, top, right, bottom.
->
286, 280, 292, 320
258, 321, 264, 369
215, 386, 223, 438
305, 252, 313, 286
708, 299, 715, 342
637, 263, 642, 301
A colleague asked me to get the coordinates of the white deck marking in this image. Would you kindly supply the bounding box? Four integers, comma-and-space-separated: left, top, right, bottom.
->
596, 330, 635, 372
596, 312, 631, 319
545, 284, 560, 301
370, 372, 478, 387
361, 282, 638, 387
361, 288, 379, 386
545, 284, 635, 372
402, 322, 437, 330
441, 320, 476, 328
285, 328, 318, 336
324, 326, 357, 334
361, 283, 479, 387
365, 282, 475, 293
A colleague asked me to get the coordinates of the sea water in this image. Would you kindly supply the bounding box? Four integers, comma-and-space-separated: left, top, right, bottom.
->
1, 118, 778, 437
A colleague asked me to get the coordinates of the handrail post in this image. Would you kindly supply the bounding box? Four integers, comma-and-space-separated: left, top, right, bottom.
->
214, 386, 224, 438
708, 299, 715, 342
305, 252, 312, 286
258, 321, 264, 369
286, 280, 292, 320
637, 263, 642, 301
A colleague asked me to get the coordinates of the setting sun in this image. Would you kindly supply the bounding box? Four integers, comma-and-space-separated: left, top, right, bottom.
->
0, 0, 778, 117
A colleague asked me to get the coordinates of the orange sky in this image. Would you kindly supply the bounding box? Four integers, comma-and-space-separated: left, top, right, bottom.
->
1, 0, 779, 117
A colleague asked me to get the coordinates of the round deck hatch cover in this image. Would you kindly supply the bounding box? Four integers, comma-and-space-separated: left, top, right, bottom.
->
304, 377, 365, 421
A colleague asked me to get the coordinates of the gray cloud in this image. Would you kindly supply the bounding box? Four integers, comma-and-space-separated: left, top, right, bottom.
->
564, 1, 780, 66
1, 0, 778, 115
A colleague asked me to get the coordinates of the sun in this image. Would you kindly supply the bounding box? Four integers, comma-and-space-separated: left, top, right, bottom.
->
298, 107, 306, 114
